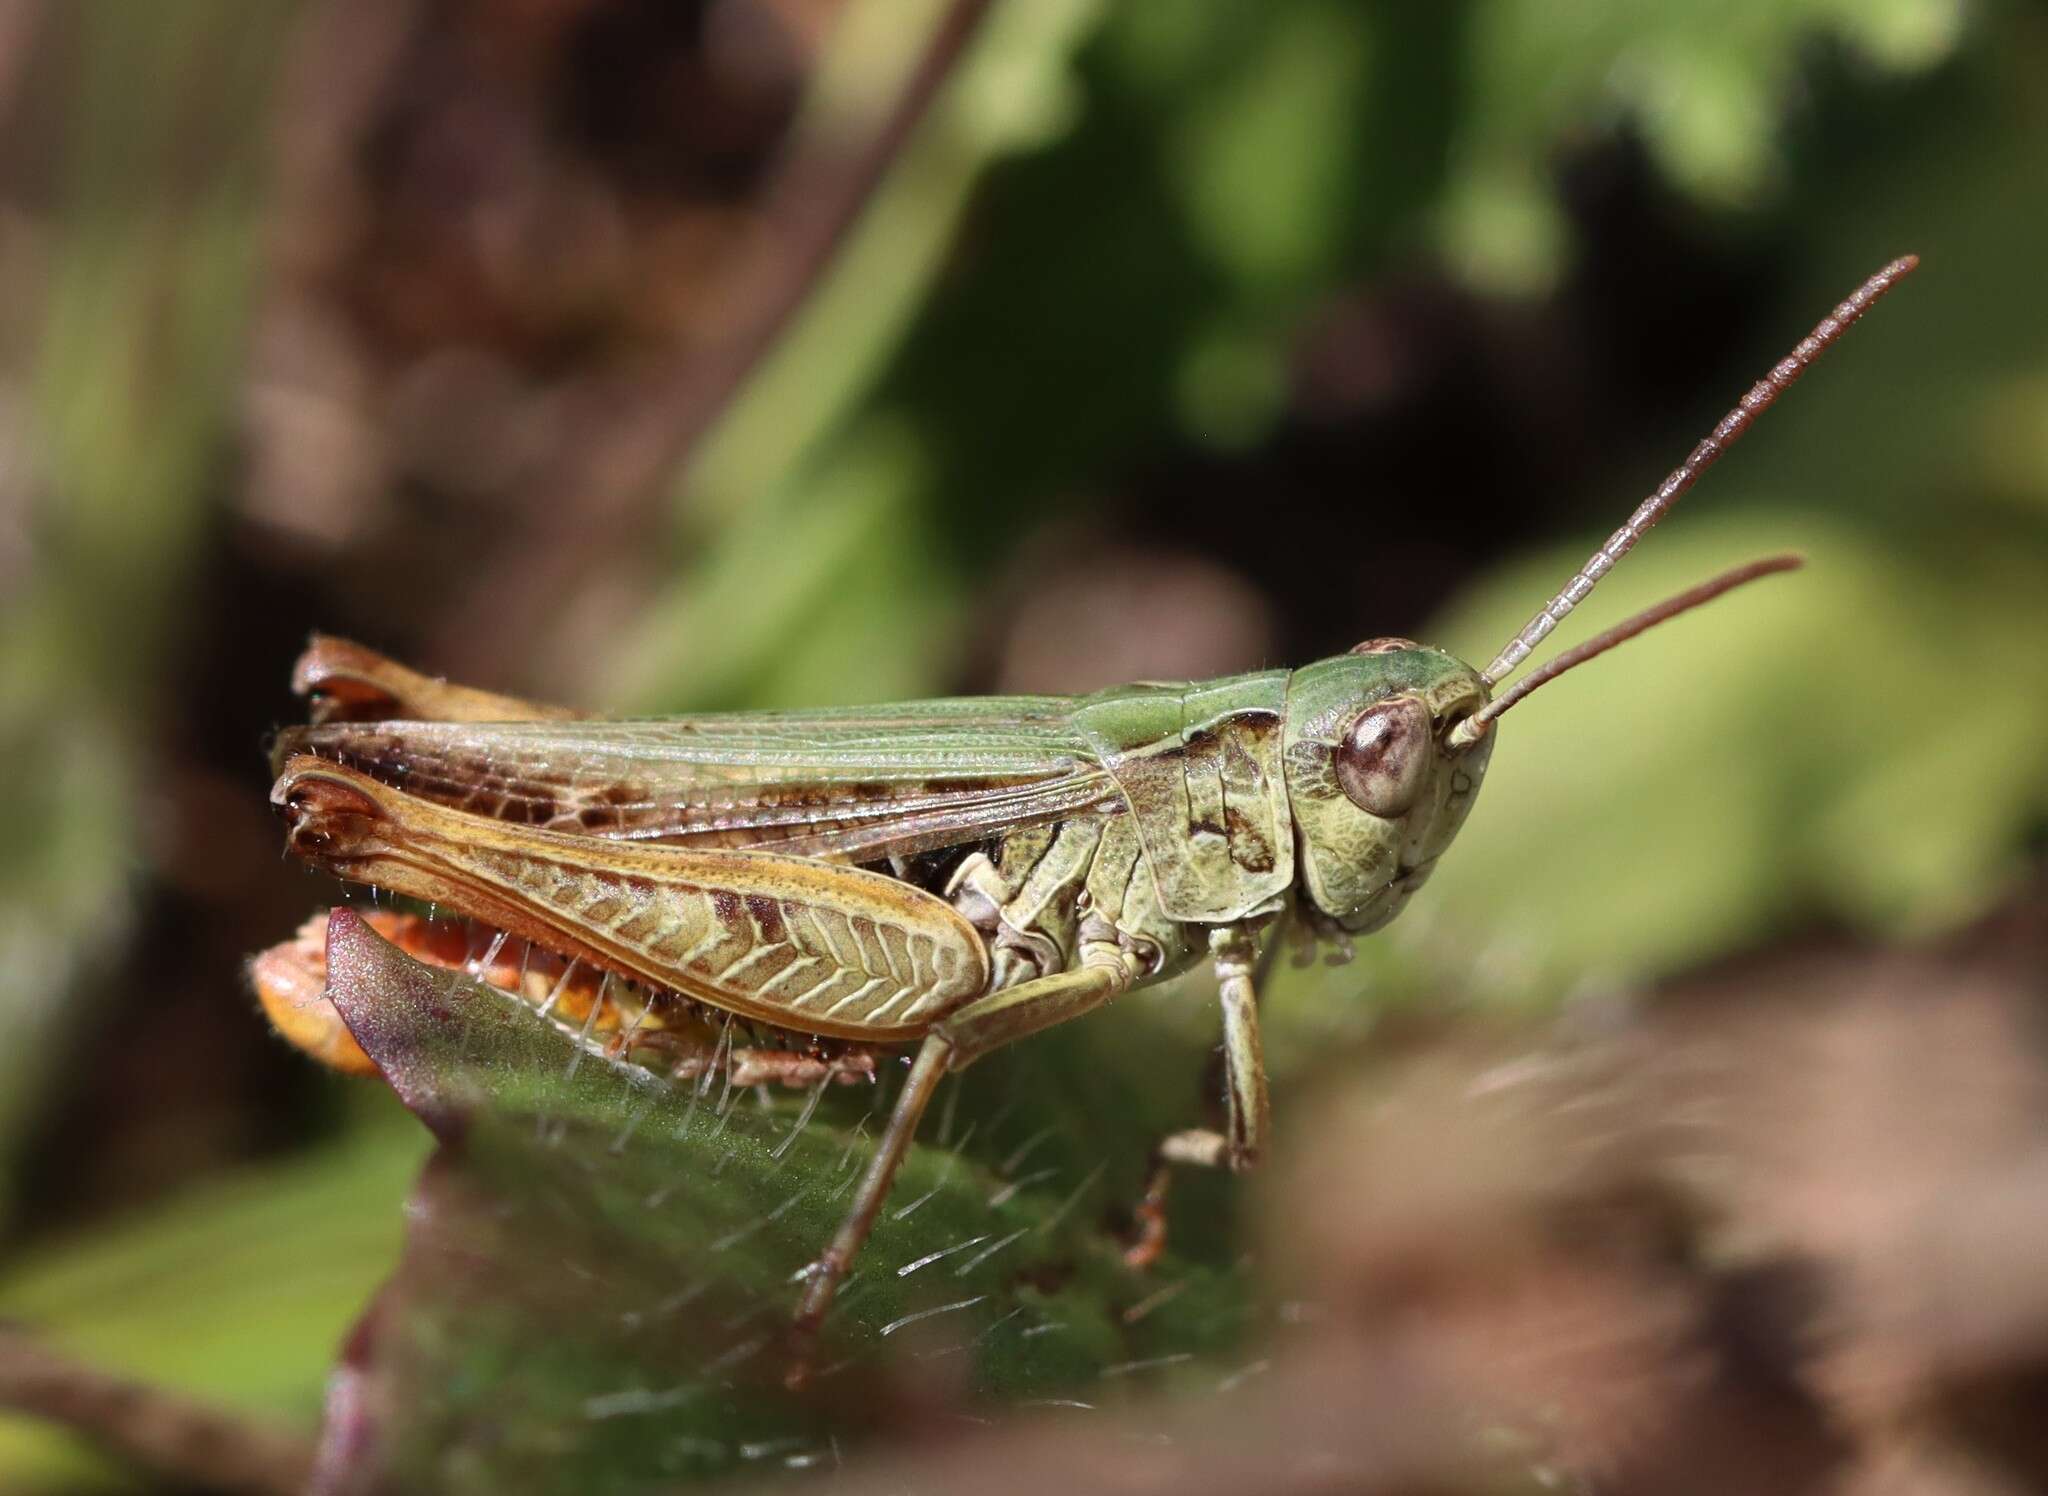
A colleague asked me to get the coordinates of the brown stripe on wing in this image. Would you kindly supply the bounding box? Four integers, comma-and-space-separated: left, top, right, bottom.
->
273, 711, 1121, 861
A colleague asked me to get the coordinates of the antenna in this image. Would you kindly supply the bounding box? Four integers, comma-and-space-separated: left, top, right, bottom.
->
1479, 255, 1918, 687
1448, 555, 1801, 747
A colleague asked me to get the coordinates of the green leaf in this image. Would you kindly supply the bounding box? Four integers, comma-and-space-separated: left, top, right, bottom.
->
314, 911, 1247, 1493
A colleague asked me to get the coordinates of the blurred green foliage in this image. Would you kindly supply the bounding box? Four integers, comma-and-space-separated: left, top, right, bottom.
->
0, 0, 296, 1212
0, 1112, 424, 1489
1438, 0, 1964, 288
1, 0, 2044, 1488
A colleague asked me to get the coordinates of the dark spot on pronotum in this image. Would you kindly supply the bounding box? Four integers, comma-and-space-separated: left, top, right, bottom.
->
1225, 808, 1276, 872
1221, 730, 1270, 780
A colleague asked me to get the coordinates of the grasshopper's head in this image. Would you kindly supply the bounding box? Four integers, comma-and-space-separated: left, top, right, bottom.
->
1281, 555, 1800, 936
1280, 254, 1917, 937
1281, 556, 1815, 936
1282, 643, 1492, 934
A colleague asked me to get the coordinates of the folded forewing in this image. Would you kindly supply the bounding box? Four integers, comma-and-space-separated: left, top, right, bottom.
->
275, 700, 1122, 862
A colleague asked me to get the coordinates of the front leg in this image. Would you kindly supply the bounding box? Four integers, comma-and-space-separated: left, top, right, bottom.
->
1161, 923, 1270, 1171
1127, 922, 1272, 1266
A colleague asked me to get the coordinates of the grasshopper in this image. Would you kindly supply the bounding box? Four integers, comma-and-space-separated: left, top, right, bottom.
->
261, 257, 1915, 1369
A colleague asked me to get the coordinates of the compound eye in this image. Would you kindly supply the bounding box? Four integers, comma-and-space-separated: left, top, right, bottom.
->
1335, 696, 1431, 818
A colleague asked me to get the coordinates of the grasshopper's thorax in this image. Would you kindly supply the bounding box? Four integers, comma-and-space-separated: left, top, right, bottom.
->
1281, 643, 1492, 934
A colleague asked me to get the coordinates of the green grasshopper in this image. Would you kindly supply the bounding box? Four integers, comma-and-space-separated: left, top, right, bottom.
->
265, 256, 1915, 1367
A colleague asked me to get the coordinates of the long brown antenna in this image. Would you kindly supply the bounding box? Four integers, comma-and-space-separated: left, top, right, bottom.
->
1479, 255, 1918, 686
1450, 554, 1801, 746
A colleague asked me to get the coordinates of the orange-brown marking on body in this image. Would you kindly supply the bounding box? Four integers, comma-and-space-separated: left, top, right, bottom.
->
254, 909, 878, 1086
